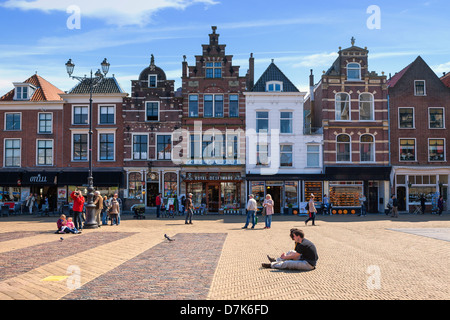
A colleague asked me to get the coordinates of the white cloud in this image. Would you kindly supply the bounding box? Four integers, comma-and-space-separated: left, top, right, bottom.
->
431, 61, 450, 74
1, 0, 219, 26
292, 52, 338, 68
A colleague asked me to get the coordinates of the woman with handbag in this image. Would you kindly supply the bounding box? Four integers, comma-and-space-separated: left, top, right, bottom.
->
263, 194, 274, 229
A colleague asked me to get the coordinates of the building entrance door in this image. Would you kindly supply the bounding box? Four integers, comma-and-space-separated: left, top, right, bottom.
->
266, 186, 282, 214
207, 183, 220, 212
368, 186, 378, 213
146, 183, 159, 207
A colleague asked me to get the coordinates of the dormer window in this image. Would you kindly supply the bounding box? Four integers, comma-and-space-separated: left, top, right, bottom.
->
266, 81, 283, 92
13, 84, 35, 101
347, 63, 361, 81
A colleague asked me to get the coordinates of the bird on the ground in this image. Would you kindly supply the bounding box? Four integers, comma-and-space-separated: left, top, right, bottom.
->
164, 234, 175, 241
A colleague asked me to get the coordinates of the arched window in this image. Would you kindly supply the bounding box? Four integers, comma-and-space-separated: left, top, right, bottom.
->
336, 134, 351, 162
128, 172, 143, 199
360, 135, 375, 162
359, 93, 374, 121
347, 63, 361, 80
335, 93, 350, 121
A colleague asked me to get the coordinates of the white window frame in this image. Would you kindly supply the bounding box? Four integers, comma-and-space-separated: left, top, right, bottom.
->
132, 133, 149, 160
148, 74, 158, 88
428, 107, 445, 129
266, 81, 283, 92
280, 111, 293, 134
4, 138, 21, 168
97, 129, 116, 162
428, 138, 446, 162
71, 130, 89, 162
359, 92, 374, 121
145, 101, 159, 122
256, 111, 269, 133
336, 134, 352, 163
414, 80, 426, 96
155, 133, 172, 161
4, 112, 22, 131
72, 105, 89, 125
399, 138, 417, 162
38, 112, 53, 134
36, 139, 54, 166
14, 84, 34, 101
280, 144, 293, 167
347, 63, 361, 81
360, 134, 375, 163
306, 144, 321, 167
335, 92, 351, 121
203, 94, 224, 118
98, 105, 116, 125
398, 107, 415, 129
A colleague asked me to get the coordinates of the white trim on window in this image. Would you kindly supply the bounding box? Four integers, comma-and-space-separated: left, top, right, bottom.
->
398, 107, 415, 129
414, 80, 426, 96
97, 129, 116, 162
98, 104, 116, 125
3, 138, 21, 168
72, 105, 89, 125
428, 107, 445, 129
399, 138, 417, 162
4, 112, 22, 131
36, 139, 54, 166
37, 112, 53, 134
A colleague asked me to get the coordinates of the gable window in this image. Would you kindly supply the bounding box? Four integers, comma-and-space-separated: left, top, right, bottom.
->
359, 93, 374, 121
99, 133, 115, 161
360, 134, 375, 162
73, 106, 88, 125
133, 135, 148, 160
5, 113, 21, 131
399, 108, 414, 128
37, 140, 53, 166
38, 113, 52, 134
414, 80, 426, 96
337, 134, 351, 162
335, 93, 350, 121
146, 102, 159, 121
280, 112, 293, 133
429, 139, 445, 161
148, 75, 157, 88
206, 62, 222, 78
429, 108, 444, 129
189, 95, 198, 118
347, 63, 361, 81
4, 139, 21, 167
266, 81, 283, 92
399, 139, 416, 161
229, 95, 239, 117
256, 112, 269, 133
157, 135, 172, 160
99, 106, 115, 124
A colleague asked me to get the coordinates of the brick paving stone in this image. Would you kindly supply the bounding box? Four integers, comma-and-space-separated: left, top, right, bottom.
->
62, 233, 227, 300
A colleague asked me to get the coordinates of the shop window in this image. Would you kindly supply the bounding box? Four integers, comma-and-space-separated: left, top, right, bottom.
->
429, 108, 444, 129
329, 181, 363, 207
221, 182, 240, 210
399, 139, 416, 161
359, 93, 374, 121
128, 172, 143, 199
304, 182, 323, 203
251, 182, 265, 208
335, 93, 350, 121
285, 181, 298, 208
164, 172, 177, 198
360, 134, 375, 162
187, 182, 204, 208
0, 187, 21, 202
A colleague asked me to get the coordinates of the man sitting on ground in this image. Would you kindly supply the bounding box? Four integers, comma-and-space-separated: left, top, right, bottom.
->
262, 228, 318, 271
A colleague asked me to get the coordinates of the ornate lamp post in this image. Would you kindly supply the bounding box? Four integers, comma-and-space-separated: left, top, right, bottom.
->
65, 58, 110, 229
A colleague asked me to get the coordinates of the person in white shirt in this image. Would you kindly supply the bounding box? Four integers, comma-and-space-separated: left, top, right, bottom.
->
305, 194, 317, 226
242, 194, 258, 229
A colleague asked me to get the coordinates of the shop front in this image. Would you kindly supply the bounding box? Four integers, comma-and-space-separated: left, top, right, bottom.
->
393, 167, 449, 212
184, 172, 243, 214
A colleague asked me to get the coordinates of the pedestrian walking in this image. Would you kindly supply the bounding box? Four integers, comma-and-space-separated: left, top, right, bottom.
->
93, 191, 103, 227
263, 194, 274, 229
156, 193, 162, 218
437, 195, 444, 216
390, 195, 399, 218
102, 195, 109, 225
420, 195, 426, 214
262, 228, 318, 271
185, 193, 194, 224
109, 196, 120, 226
71, 190, 85, 230
305, 194, 317, 226
26, 194, 35, 214
242, 194, 257, 229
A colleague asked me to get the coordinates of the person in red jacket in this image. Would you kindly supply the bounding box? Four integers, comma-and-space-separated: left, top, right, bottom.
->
71, 190, 85, 231
155, 193, 162, 218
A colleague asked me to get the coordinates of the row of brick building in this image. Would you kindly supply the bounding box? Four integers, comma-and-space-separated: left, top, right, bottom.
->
0, 27, 448, 214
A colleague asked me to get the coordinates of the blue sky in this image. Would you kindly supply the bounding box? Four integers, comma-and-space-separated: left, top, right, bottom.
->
0, 0, 449, 96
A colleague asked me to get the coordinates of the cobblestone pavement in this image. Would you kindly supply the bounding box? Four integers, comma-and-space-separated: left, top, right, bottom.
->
0, 213, 449, 300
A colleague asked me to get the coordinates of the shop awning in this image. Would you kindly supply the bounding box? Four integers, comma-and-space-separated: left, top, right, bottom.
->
325, 166, 392, 181
58, 170, 125, 187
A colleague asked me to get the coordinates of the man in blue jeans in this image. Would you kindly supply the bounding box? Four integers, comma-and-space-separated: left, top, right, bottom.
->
242, 194, 257, 229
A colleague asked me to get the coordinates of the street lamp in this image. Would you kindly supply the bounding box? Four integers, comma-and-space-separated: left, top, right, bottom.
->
65, 58, 110, 229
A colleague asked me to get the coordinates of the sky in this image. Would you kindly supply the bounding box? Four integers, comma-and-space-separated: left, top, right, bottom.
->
0, 0, 449, 96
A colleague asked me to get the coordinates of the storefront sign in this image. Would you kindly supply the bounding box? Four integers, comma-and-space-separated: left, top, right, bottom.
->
23, 172, 58, 185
